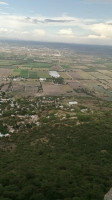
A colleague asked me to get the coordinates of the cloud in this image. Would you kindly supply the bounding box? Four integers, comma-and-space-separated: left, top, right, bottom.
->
0, 27, 46, 41
0, 13, 112, 45
33, 29, 46, 36
58, 28, 73, 36
44, 19, 75, 23
24, 16, 76, 25
0, 1, 8, 6
87, 23, 112, 39
88, 34, 106, 39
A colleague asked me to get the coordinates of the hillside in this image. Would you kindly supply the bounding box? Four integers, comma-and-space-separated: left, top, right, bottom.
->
0, 94, 112, 200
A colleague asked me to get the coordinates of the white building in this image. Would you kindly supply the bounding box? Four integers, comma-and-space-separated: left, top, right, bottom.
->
49, 71, 60, 78
69, 101, 78, 106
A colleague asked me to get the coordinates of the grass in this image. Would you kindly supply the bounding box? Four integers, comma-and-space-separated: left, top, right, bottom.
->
37, 71, 50, 78
13, 69, 21, 76
59, 72, 70, 79
61, 64, 70, 69
29, 71, 38, 79
12, 69, 50, 79
20, 69, 28, 78
22, 62, 52, 68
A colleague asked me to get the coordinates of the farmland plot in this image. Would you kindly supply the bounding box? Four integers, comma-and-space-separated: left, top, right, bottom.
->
29, 71, 37, 79
37, 70, 50, 78
68, 80, 85, 89
13, 69, 21, 76
69, 70, 94, 80
0, 68, 12, 77
20, 69, 28, 78
98, 70, 112, 78
42, 83, 64, 95
88, 72, 111, 80
59, 72, 71, 79
71, 65, 88, 70
106, 80, 112, 88
62, 85, 73, 93
79, 80, 100, 90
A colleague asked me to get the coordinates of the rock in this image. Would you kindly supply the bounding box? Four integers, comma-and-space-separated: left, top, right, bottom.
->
104, 188, 112, 200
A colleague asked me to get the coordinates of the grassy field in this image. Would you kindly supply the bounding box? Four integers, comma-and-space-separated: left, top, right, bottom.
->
13, 69, 51, 79
29, 71, 38, 79
20, 69, 28, 78
37, 71, 50, 78
22, 62, 52, 68
59, 72, 71, 79
13, 69, 21, 76
88, 72, 110, 79
61, 64, 71, 69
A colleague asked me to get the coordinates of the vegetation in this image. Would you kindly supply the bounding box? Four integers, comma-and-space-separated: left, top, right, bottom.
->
0, 114, 112, 200
20, 69, 28, 78
53, 77, 64, 84
1, 42, 112, 200
0, 95, 112, 200
29, 71, 38, 79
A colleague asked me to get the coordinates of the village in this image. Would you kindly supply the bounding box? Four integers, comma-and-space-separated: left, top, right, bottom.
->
0, 90, 98, 139
0, 86, 111, 142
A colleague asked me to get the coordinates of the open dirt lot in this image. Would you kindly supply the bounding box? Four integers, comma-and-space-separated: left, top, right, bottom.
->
42, 83, 64, 95
0, 68, 12, 77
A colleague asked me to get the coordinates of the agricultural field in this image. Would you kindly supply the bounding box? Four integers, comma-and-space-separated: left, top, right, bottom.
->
61, 84, 73, 93
13, 69, 21, 76
20, 69, 29, 78
68, 70, 94, 80
106, 79, 112, 88
37, 70, 50, 78
22, 62, 53, 68
1, 41, 112, 200
13, 69, 50, 79
58, 72, 71, 79
29, 71, 38, 79
0, 68, 12, 77
42, 82, 64, 95
98, 70, 112, 78
0, 41, 112, 100
88, 71, 111, 79
71, 65, 88, 70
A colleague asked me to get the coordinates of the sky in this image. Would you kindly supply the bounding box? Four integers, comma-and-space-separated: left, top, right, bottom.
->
0, 0, 112, 45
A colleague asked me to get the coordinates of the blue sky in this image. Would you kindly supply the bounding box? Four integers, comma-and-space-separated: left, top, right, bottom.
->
0, 0, 112, 45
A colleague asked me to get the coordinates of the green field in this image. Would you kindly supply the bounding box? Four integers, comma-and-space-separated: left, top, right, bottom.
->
61, 64, 70, 69
13, 69, 21, 76
13, 69, 50, 79
23, 62, 52, 68
20, 69, 28, 78
37, 71, 50, 78
29, 71, 38, 79
59, 72, 71, 79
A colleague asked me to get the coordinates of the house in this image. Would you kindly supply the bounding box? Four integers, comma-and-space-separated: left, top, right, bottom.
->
69, 101, 78, 106
0, 133, 11, 138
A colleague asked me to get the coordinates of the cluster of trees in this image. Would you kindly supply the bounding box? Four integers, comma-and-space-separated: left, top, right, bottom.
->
53, 77, 64, 84
0, 111, 112, 200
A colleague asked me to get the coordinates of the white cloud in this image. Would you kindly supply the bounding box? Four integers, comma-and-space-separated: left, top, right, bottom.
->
58, 28, 73, 36
0, 13, 112, 45
88, 34, 106, 39
0, 1, 8, 6
0, 27, 46, 41
32, 29, 46, 37
87, 23, 112, 39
